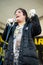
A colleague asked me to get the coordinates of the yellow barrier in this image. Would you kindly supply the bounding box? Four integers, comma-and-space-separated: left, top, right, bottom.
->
34, 37, 43, 45
0, 36, 8, 45
0, 35, 8, 61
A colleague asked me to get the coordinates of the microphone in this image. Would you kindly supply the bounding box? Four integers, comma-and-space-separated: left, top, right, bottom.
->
7, 18, 16, 26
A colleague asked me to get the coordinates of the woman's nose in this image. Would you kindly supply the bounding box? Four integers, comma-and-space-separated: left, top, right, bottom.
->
16, 12, 18, 16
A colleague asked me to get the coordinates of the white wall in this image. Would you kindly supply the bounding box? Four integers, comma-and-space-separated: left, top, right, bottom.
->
40, 19, 43, 35
0, 0, 43, 23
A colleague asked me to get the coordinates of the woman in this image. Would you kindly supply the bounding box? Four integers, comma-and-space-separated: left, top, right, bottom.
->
2, 8, 41, 65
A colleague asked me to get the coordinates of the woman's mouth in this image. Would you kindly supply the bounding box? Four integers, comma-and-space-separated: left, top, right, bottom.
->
16, 16, 20, 18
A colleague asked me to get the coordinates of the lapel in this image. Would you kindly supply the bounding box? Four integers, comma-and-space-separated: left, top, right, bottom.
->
23, 22, 29, 33
11, 22, 18, 35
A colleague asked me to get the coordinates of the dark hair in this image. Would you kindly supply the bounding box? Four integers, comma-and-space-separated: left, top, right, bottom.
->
14, 8, 29, 21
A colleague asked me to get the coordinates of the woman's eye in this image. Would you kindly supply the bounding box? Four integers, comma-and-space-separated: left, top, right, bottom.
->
18, 11, 21, 13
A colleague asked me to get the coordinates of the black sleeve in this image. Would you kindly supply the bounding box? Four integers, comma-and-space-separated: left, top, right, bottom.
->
2, 24, 9, 41
31, 14, 41, 37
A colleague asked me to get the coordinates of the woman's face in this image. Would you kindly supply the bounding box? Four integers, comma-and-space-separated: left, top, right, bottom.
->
15, 9, 26, 23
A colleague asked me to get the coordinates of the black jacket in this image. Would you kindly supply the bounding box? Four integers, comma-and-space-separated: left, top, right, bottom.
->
2, 15, 41, 65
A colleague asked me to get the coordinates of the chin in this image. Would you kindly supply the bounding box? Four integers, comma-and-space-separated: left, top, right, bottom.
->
16, 19, 21, 23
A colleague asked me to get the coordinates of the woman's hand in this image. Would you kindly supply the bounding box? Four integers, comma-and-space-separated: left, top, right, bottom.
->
29, 9, 36, 18
7, 18, 15, 26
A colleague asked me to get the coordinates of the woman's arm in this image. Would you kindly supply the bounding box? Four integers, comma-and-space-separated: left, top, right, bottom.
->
29, 9, 41, 37
2, 24, 9, 41
31, 14, 41, 37
2, 18, 14, 41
